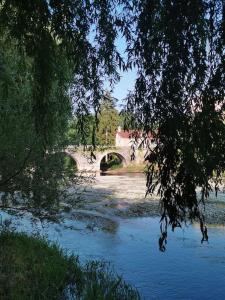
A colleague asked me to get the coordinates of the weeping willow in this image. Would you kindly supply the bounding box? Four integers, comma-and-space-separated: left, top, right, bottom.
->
123, 0, 225, 249
0, 0, 121, 209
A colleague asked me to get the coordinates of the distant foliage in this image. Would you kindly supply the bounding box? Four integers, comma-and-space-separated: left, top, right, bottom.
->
67, 115, 97, 146
96, 93, 120, 146
100, 154, 123, 171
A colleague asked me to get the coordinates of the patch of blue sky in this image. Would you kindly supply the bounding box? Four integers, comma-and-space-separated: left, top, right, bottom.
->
104, 34, 137, 110
88, 16, 137, 111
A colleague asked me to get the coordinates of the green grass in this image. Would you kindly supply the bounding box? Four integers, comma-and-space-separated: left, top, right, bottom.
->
0, 230, 140, 300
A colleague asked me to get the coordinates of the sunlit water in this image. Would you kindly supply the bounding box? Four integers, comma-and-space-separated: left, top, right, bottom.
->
2, 210, 225, 300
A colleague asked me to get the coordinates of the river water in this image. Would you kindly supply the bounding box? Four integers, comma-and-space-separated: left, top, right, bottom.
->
2, 174, 225, 299
2, 211, 225, 299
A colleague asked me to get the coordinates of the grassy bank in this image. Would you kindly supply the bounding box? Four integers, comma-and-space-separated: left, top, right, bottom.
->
0, 231, 140, 300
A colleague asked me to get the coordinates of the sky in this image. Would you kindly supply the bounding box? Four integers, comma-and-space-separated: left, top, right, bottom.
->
106, 68, 136, 109
104, 34, 137, 110
88, 22, 137, 110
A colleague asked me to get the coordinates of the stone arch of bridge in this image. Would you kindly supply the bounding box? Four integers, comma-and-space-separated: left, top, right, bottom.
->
98, 151, 127, 171
63, 151, 80, 170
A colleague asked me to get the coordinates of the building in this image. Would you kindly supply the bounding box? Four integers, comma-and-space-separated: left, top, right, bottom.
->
115, 126, 153, 148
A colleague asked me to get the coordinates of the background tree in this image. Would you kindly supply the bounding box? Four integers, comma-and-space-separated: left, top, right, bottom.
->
67, 115, 96, 146
97, 92, 120, 146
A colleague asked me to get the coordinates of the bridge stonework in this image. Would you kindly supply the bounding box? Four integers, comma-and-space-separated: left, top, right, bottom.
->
65, 147, 146, 172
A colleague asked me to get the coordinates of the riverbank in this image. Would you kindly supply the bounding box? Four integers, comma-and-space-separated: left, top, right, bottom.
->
2, 212, 225, 299
0, 230, 140, 300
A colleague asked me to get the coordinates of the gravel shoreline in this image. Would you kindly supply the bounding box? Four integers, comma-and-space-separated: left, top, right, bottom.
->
116, 200, 225, 226
67, 174, 225, 227
2, 175, 225, 230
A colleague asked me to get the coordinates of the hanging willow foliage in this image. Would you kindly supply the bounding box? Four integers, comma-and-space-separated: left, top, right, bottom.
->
0, 0, 125, 148
0, 0, 123, 208
122, 0, 225, 250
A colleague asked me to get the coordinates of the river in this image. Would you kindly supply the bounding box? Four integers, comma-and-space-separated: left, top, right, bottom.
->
2, 174, 225, 299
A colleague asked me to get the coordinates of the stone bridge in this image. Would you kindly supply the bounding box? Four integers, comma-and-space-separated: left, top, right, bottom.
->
64, 146, 146, 172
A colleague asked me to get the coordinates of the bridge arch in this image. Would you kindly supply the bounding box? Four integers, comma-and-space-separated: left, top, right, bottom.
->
63, 150, 80, 170
98, 151, 127, 172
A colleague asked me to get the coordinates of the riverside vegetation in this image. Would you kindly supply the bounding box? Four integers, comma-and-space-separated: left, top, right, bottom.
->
0, 229, 140, 300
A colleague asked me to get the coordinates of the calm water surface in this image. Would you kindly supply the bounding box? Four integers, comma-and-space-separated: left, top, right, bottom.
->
2, 211, 225, 300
